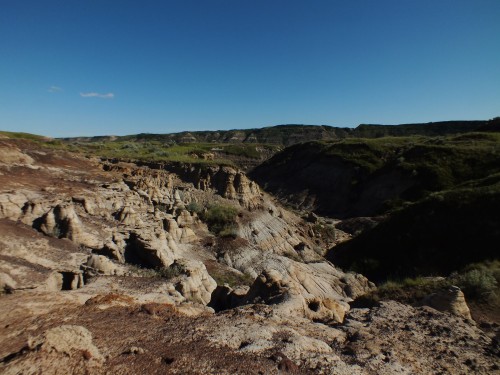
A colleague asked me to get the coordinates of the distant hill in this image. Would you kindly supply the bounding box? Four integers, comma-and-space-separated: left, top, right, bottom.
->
62, 118, 499, 146
62, 125, 350, 146
353, 120, 497, 138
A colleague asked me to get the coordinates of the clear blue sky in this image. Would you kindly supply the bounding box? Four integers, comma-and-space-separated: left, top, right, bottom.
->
1, 0, 499, 137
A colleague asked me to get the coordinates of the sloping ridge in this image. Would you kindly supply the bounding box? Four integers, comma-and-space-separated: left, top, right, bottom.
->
250, 131, 500, 217
61, 118, 499, 145
328, 174, 500, 280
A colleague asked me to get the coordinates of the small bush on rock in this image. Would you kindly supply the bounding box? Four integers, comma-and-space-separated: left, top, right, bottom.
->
157, 262, 186, 279
454, 268, 498, 300
186, 202, 202, 214
201, 204, 239, 236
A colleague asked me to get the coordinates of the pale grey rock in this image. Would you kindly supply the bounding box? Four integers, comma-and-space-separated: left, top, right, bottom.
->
27, 325, 104, 364
85, 254, 126, 276
421, 285, 473, 320
174, 259, 217, 305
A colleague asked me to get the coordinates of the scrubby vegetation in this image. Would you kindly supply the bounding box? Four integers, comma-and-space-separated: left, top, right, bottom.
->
200, 204, 239, 237
0, 131, 50, 141
353, 261, 500, 312
186, 201, 202, 214
311, 223, 336, 242
452, 261, 500, 301
209, 267, 254, 287
0, 130, 279, 167
129, 262, 186, 279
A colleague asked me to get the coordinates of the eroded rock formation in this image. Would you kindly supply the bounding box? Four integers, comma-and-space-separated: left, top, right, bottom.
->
0, 138, 496, 374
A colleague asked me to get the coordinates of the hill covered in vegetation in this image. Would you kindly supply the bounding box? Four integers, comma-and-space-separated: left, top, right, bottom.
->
250, 131, 500, 217
62, 118, 499, 145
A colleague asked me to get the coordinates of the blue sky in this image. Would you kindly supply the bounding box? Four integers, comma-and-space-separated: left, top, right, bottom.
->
1, 0, 499, 137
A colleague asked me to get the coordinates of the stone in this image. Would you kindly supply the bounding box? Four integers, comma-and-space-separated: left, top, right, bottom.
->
38, 203, 103, 249
174, 259, 217, 305
239, 269, 348, 323
421, 286, 473, 320
85, 254, 126, 276
28, 325, 104, 364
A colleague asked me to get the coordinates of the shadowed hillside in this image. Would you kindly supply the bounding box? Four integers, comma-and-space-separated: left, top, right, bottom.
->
250, 132, 500, 217
62, 118, 499, 145
328, 174, 500, 280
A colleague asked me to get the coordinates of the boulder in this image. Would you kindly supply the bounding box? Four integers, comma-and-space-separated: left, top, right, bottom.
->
118, 205, 143, 227
28, 325, 104, 365
421, 285, 473, 320
85, 254, 126, 276
240, 269, 348, 323
126, 231, 177, 268
0, 192, 30, 220
174, 259, 217, 305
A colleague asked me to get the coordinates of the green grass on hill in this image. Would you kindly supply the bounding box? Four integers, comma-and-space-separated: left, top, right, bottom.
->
0, 131, 49, 141
71, 141, 277, 165
1, 129, 282, 167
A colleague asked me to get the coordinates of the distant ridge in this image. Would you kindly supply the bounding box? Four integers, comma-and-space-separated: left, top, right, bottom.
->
62, 118, 499, 146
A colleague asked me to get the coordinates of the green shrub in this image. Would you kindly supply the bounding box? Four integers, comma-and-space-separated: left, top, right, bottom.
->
209, 269, 254, 287
312, 223, 336, 242
186, 202, 202, 214
129, 262, 186, 279
201, 204, 239, 236
156, 262, 186, 279
363, 276, 451, 306
454, 268, 498, 300
218, 227, 239, 238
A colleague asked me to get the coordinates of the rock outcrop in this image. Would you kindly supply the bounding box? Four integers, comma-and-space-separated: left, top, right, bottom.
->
149, 163, 264, 210
240, 269, 347, 323
174, 260, 217, 305
421, 285, 473, 320
37, 203, 103, 249
1, 325, 104, 375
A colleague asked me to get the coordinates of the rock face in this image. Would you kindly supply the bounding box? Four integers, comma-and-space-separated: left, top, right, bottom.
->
0, 143, 35, 165
151, 163, 264, 210
421, 286, 473, 320
85, 254, 127, 276
29, 325, 104, 363
37, 203, 104, 249
250, 141, 418, 218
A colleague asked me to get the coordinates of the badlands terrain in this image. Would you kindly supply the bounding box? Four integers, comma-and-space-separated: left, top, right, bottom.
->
0, 121, 499, 374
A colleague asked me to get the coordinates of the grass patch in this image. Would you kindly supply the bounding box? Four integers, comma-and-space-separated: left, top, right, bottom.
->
0, 131, 49, 141
209, 268, 254, 287
312, 223, 336, 242
53, 139, 280, 166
